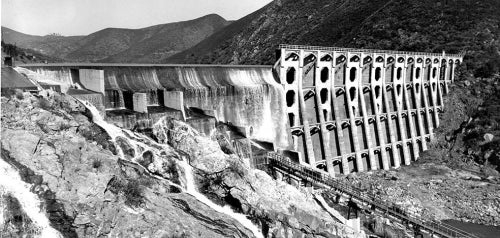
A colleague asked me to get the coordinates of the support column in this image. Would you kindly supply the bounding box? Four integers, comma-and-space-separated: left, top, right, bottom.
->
331, 53, 350, 174
346, 54, 364, 172
393, 57, 411, 166
358, 54, 376, 170
371, 57, 390, 170
422, 60, 435, 140
297, 50, 316, 166
381, 58, 400, 168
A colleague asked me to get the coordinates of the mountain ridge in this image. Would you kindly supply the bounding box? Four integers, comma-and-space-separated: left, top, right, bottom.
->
1, 14, 230, 63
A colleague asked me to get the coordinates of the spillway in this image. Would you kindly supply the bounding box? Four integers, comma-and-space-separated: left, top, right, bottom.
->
22, 64, 290, 149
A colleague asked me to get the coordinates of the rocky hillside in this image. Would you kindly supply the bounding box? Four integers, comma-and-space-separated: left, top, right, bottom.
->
1, 14, 230, 63
169, 0, 500, 77
0, 91, 359, 237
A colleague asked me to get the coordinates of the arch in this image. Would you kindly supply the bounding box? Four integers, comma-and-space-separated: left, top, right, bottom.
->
434, 58, 439, 64
320, 67, 329, 83
304, 53, 317, 65
320, 88, 328, 104
285, 52, 299, 61
320, 54, 333, 61
387, 57, 395, 64
426, 58, 432, 64
398, 57, 405, 63
350, 55, 360, 62
396, 84, 402, 96
455, 59, 461, 64
415, 83, 420, 93
407, 57, 414, 64
417, 58, 423, 63
396, 67, 402, 80
375, 67, 382, 81
336, 55, 346, 65
416, 67, 421, 79
376, 56, 384, 63
286, 67, 296, 84
349, 67, 357, 82
432, 67, 437, 78
363, 56, 372, 65
286, 90, 296, 107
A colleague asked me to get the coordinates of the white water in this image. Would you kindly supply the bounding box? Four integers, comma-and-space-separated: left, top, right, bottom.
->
0, 159, 63, 238
80, 100, 263, 238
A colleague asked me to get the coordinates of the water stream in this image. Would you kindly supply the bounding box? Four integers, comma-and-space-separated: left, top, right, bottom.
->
80, 100, 263, 238
0, 159, 63, 238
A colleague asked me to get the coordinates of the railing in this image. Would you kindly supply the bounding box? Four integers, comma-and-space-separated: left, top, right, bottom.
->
279, 44, 464, 58
264, 152, 478, 238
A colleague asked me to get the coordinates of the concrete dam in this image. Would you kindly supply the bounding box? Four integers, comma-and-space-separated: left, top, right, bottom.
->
21, 44, 463, 177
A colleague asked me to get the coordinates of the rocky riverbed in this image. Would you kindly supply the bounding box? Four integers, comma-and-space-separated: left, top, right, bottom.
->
0, 91, 361, 237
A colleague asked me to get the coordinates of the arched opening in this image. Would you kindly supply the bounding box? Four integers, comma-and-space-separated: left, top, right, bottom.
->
432, 67, 437, 79
350, 55, 360, 62
336, 55, 346, 65
375, 67, 381, 81
374, 86, 381, 98
349, 87, 357, 101
286, 67, 296, 84
396, 85, 402, 96
415, 83, 420, 93
321, 67, 329, 83
286, 90, 296, 107
349, 68, 357, 82
416, 68, 421, 79
320, 88, 328, 104
285, 53, 299, 61
396, 67, 402, 80
321, 54, 333, 61
376, 56, 384, 63
288, 113, 295, 127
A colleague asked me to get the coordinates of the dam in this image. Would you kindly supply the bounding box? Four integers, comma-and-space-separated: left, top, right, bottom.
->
19, 44, 463, 177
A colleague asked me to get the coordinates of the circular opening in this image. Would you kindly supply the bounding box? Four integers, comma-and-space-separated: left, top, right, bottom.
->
375, 67, 381, 81
286, 90, 296, 107
376, 56, 384, 62
349, 67, 357, 82
286, 67, 296, 84
398, 57, 405, 63
350, 55, 360, 62
320, 67, 329, 83
320, 88, 328, 104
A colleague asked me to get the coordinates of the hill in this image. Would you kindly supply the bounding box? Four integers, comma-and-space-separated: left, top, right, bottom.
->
1, 14, 230, 63
168, 0, 500, 77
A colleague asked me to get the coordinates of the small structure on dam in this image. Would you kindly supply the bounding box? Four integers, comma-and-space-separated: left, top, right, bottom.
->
19, 44, 463, 177
275, 44, 463, 176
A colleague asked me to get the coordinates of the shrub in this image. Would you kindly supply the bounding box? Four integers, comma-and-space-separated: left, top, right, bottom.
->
38, 97, 52, 110
108, 177, 150, 207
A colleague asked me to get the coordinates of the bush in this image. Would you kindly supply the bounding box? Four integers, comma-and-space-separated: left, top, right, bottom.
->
38, 97, 52, 110
108, 177, 151, 207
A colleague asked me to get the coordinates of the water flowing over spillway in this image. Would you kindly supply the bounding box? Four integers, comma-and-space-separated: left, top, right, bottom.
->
80, 100, 263, 238
27, 65, 289, 149
0, 159, 63, 238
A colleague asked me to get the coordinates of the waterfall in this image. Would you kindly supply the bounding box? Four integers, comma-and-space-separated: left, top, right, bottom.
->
0, 159, 63, 238
80, 100, 263, 238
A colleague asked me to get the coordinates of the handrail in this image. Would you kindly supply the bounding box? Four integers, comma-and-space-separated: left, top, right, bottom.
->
279, 44, 464, 58
264, 152, 477, 238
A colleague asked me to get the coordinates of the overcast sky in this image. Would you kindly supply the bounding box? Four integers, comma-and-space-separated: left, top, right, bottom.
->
1, 0, 272, 36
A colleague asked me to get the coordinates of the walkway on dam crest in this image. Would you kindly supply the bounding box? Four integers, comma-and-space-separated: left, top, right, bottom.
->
262, 152, 478, 238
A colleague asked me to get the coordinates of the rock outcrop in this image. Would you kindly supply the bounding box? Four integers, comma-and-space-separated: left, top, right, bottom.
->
1, 92, 357, 237
154, 118, 362, 238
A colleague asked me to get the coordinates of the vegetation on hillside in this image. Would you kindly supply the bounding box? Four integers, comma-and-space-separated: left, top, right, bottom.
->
1, 40, 63, 64
169, 0, 500, 77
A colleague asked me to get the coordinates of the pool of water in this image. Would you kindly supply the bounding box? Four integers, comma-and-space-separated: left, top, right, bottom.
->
443, 220, 500, 238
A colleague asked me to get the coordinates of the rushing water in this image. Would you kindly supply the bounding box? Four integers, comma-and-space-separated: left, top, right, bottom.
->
32, 66, 289, 149
80, 100, 263, 238
0, 159, 63, 238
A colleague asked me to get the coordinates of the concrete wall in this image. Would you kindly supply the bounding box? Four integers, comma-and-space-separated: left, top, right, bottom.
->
278, 47, 462, 176
164, 90, 185, 119
133, 93, 148, 113
79, 69, 105, 94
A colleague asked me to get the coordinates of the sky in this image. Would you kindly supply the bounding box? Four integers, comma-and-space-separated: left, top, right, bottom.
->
1, 0, 272, 36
